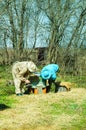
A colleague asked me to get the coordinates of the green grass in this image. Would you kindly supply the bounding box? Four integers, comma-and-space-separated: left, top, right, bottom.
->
0, 65, 14, 95
0, 65, 86, 130
42, 99, 86, 130
0, 65, 15, 109
0, 95, 17, 110
0, 65, 85, 95
59, 74, 86, 88
0, 65, 85, 101
0, 65, 12, 79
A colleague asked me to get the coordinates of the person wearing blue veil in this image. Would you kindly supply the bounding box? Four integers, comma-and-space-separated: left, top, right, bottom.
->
40, 64, 59, 92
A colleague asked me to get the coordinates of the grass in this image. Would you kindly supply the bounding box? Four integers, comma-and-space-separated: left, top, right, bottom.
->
59, 74, 86, 88
0, 65, 86, 130
0, 65, 14, 95
0, 65, 15, 109
0, 95, 17, 110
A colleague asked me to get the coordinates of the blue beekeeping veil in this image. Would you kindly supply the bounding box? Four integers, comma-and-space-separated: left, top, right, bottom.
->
40, 69, 51, 80
40, 64, 59, 80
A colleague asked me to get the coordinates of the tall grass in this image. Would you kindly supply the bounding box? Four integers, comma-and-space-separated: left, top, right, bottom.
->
59, 74, 86, 88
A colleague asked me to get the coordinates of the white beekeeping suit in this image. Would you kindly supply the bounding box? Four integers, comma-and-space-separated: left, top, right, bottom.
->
12, 61, 38, 96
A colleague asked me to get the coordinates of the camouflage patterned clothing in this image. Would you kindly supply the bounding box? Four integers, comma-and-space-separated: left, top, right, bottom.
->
12, 61, 37, 95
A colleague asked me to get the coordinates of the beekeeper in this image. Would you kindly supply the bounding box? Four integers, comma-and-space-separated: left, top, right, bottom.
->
12, 61, 38, 96
40, 64, 59, 92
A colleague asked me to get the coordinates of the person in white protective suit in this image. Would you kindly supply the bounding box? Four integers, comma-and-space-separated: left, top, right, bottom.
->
12, 61, 38, 96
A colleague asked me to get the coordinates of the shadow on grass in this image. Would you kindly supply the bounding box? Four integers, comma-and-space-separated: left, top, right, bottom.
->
0, 104, 10, 111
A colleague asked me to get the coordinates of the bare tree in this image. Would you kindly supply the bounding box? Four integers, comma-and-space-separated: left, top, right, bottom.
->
0, 0, 31, 61
36, 0, 74, 62
36, 0, 86, 75
0, 0, 86, 75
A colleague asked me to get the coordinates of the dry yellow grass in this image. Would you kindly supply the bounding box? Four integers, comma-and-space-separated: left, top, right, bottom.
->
59, 81, 72, 90
0, 88, 86, 130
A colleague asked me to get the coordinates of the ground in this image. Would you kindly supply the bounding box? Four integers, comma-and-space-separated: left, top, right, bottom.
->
0, 88, 86, 130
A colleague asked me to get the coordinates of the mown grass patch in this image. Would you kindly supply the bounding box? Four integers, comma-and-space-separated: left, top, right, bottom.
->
43, 99, 79, 116
0, 90, 86, 130
70, 99, 86, 130
0, 65, 86, 130
41, 97, 86, 130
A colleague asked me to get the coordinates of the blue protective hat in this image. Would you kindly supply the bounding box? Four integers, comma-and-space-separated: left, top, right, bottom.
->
41, 70, 51, 80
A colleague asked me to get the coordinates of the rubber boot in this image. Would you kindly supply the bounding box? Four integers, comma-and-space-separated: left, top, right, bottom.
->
34, 88, 38, 94
42, 88, 46, 94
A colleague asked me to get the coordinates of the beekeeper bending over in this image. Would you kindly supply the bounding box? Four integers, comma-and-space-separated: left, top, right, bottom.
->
40, 64, 59, 92
12, 61, 38, 96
